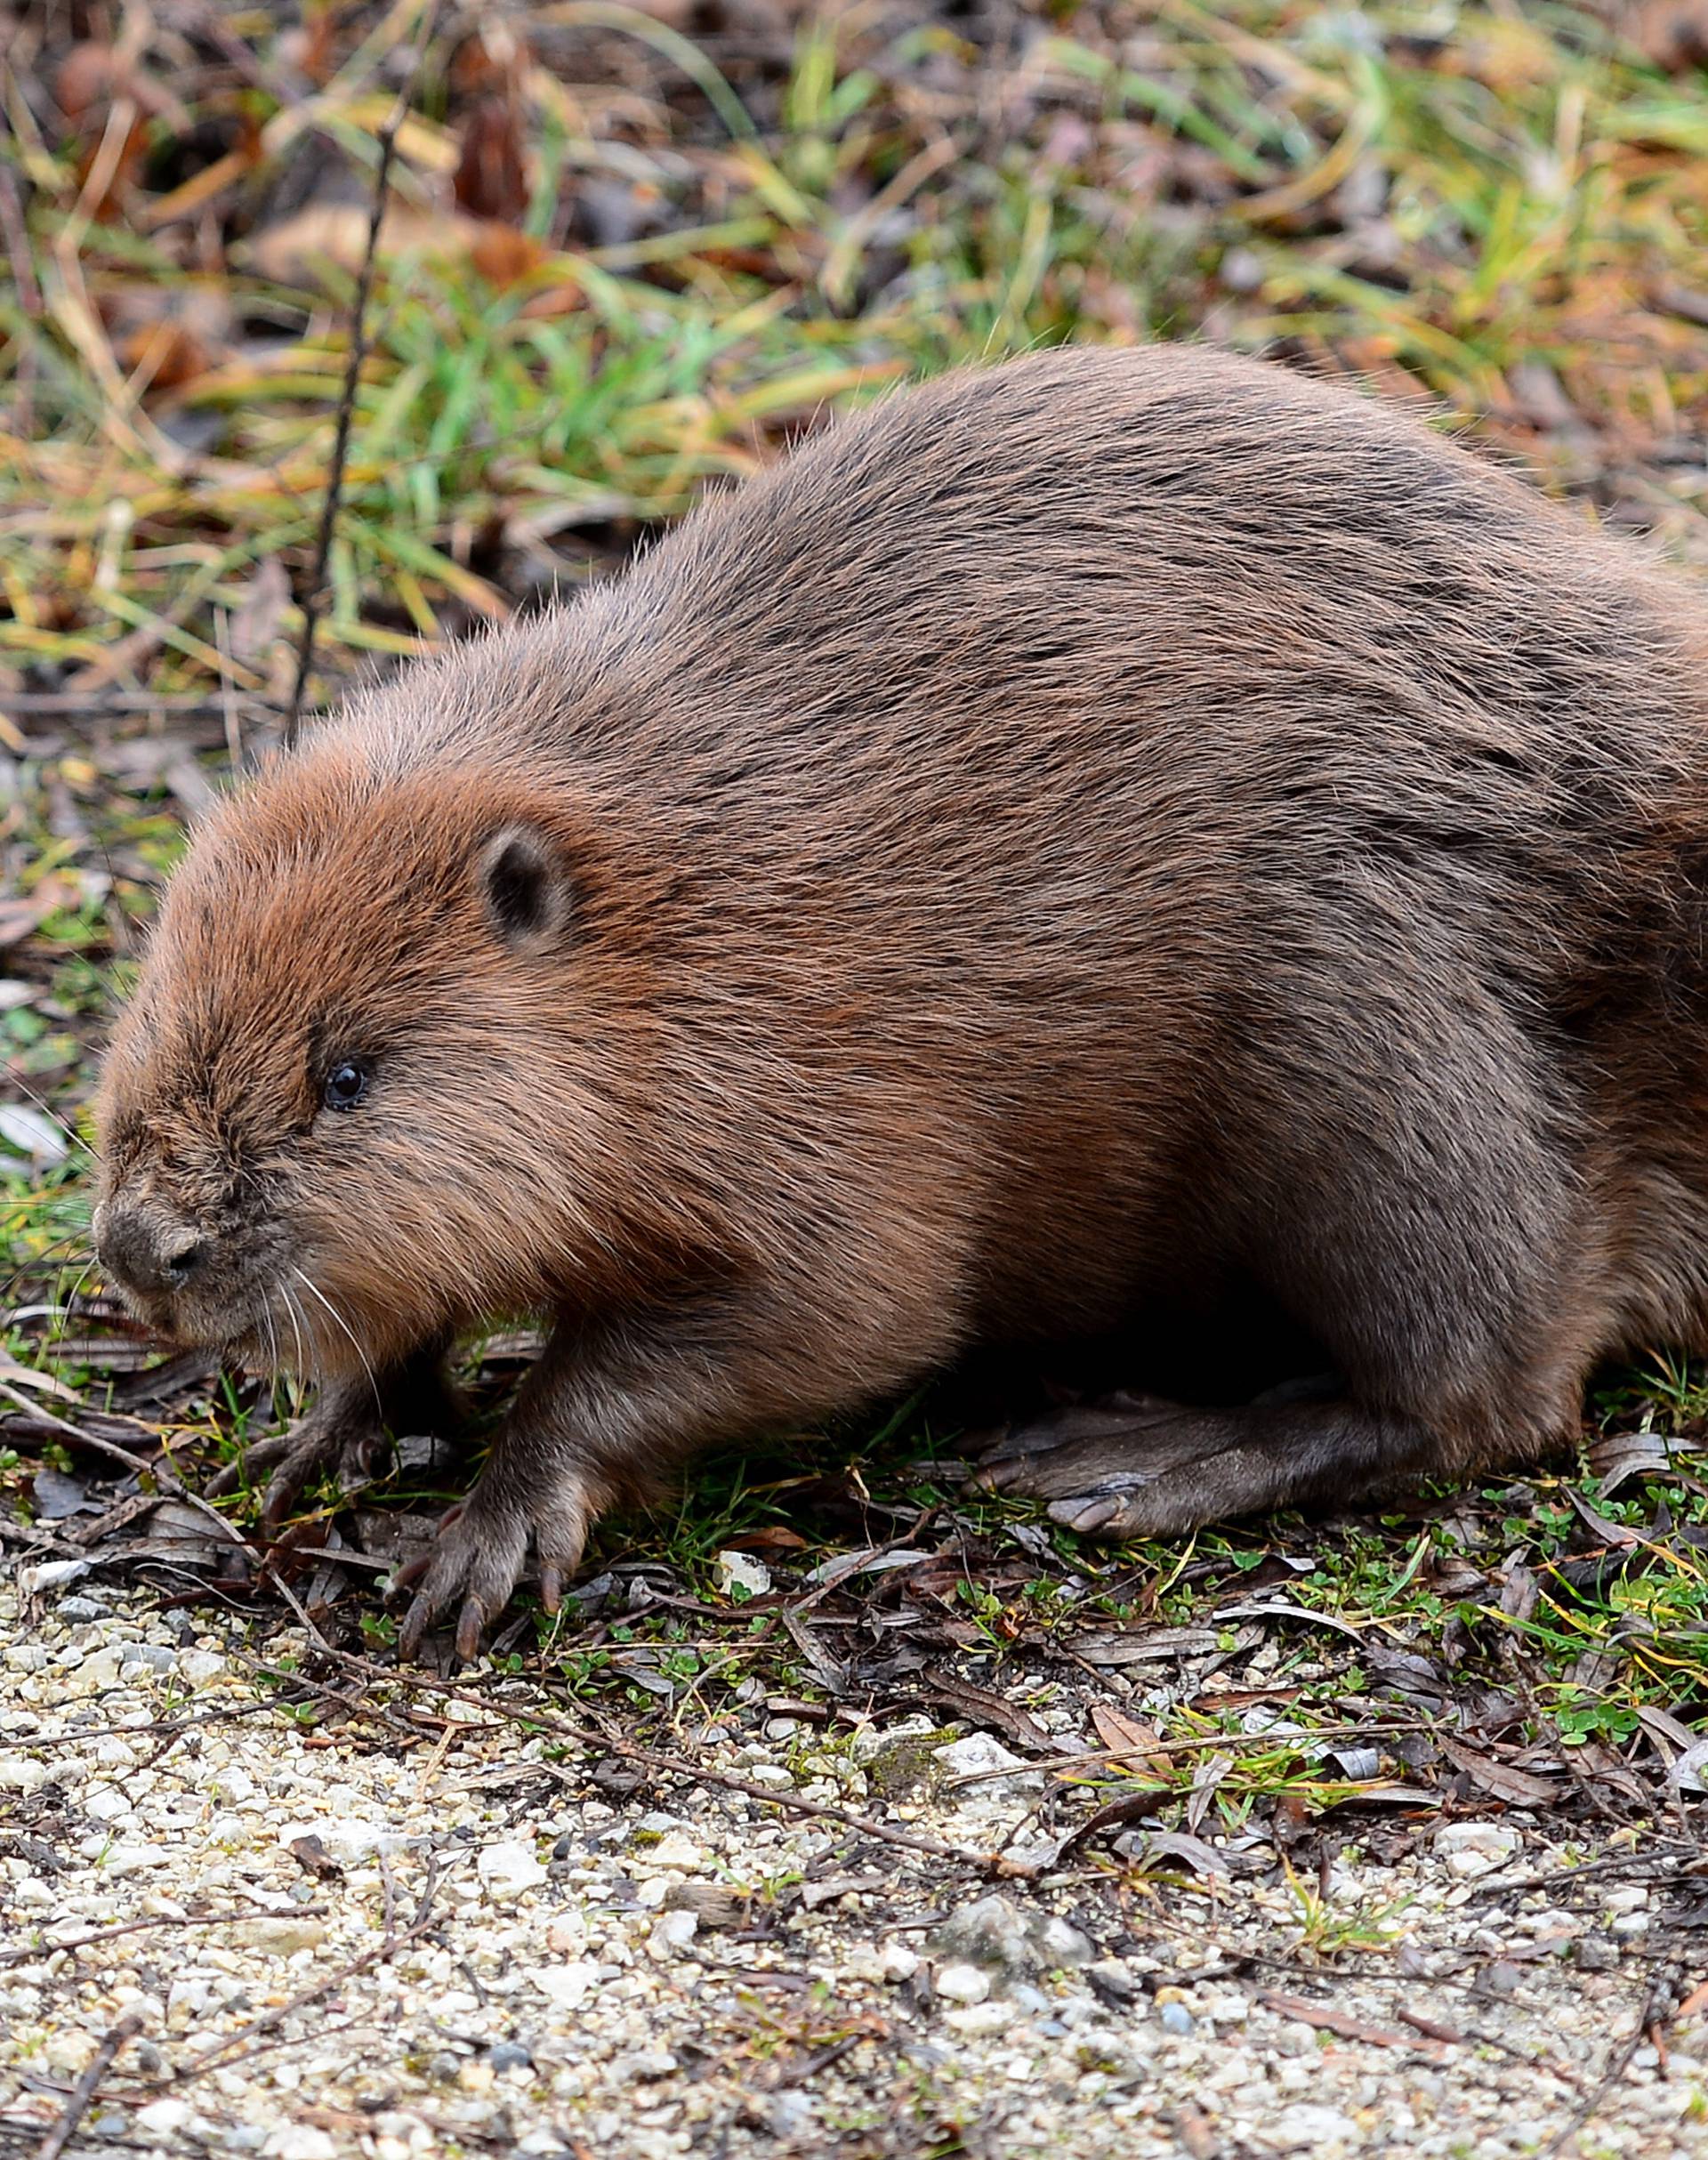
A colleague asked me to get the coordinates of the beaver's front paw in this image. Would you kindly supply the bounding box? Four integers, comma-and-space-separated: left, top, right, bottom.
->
206, 1403, 391, 1526
391, 1467, 598, 1664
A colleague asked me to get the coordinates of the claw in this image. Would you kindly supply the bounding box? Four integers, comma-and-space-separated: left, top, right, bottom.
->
455, 1597, 487, 1665
397, 1592, 434, 1663
1048, 1493, 1126, 1534
385, 1470, 599, 1664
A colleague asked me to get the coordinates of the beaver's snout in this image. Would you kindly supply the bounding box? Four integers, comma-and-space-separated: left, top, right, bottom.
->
95, 1200, 208, 1298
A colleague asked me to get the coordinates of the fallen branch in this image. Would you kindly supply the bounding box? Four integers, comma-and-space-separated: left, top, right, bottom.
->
35, 2011, 141, 2160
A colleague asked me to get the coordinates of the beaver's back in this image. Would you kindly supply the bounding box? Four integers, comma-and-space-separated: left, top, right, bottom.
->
342, 343, 1708, 1037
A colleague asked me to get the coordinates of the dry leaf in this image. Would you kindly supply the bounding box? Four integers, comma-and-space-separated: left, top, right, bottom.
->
1438, 1737, 1561, 1806
455, 99, 532, 227
1089, 1702, 1167, 1773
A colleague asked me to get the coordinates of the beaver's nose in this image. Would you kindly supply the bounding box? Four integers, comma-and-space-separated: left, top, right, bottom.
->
98, 1206, 209, 1297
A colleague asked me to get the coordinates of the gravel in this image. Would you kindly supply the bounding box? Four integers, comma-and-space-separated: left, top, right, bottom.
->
2, 1577, 1704, 2158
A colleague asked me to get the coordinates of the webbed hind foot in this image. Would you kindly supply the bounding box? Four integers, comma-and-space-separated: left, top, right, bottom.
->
971, 1384, 1433, 1538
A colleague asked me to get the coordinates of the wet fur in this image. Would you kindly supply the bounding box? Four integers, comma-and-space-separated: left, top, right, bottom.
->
96, 344, 1708, 1651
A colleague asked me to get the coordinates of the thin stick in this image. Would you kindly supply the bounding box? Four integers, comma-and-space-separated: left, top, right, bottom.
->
284, 2, 437, 747
34, 2011, 141, 2160
3, 1908, 327, 1971
0, 160, 41, 316
232, 1640, 1044, 1881
0, 694, 280, 716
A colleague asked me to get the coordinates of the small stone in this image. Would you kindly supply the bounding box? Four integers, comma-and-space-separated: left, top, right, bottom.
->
1263, 2103, 1361, 2153
487, 2041, 533, 2074
476, 1840, 547, 1898
647, 1831, 703, 1867
616, 2047, 678, 2083
1085, 1958, 1140, 2002
263, 2130, 338, 2160
121, 1643, 179, 1675
882, 1942, 921, 1984
934, 1962, 991, 2004
99, 1842, 167, 1876
1576, 1934, 1620, 1971
0, 1754, 49, 1793
767, 2093, 815, 2138
136, 2099, 191, 2137
227, 1917, 327, 1954
714, 1550, 772, 1598
1433, 1821, 1519, 1869
649, 1908, 697, 1956
528, 1962, 597, 2009
1037, 1914, 1093, 1967
944, 2000, 1014, 2035
930, 1895, 1090, 1984
1158, 2000, 1194, 2035
851, 1714, 942, 1764
662, 1882, 744, 1929
935, 1732, 1043, 1802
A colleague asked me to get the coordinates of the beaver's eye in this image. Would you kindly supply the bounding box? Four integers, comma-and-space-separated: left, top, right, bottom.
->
322, 1060, 370, 1112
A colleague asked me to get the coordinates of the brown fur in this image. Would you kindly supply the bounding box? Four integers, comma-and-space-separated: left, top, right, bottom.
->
93, 343, 1708, 1657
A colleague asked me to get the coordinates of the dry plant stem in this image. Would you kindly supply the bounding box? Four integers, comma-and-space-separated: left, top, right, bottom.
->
150, 1860, 444, 2091
1540, 2005, 1653, 2159
2, 1909, 328, 1971
0, 693, 281, 716
266, 1640, 1048, 1882
34, 2011, 142, 2160
285, 2, 438, 748
0, 158, 40, 316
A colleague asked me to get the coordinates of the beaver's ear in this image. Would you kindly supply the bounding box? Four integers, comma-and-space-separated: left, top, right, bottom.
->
477, 826, 574, 954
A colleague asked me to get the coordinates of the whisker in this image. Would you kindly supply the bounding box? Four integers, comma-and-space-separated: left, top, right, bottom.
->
49, 1257, 100, 1350
262, 1298, 282, 1398
278, 1282, 309, 1384
0, 1233, 94, 1310
289, 1265, 382, 1419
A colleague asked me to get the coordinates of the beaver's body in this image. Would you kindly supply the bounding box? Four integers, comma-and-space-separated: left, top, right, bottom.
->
95, 345, 1708, 1657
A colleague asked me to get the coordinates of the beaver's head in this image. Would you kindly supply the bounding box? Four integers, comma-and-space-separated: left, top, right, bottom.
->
93, 740, 629, 1377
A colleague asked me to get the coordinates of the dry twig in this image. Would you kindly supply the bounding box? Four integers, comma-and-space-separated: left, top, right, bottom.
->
284, 1, 439, 747
34, 2011, 141, 2160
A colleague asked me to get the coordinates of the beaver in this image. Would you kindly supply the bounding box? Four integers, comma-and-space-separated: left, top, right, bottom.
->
93, 343, 1708, 1660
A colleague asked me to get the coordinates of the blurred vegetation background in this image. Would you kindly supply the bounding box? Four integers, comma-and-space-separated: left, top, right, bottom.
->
5, 0, 1708, 741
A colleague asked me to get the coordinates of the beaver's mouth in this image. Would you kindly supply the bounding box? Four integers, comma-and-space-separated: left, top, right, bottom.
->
109, 1278, 287, 1374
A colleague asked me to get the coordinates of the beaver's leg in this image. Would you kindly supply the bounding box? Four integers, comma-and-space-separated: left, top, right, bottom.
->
979, 1000, 1602, 1535
209, 1341, 466, 1525
392, 1318, 705, 1663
